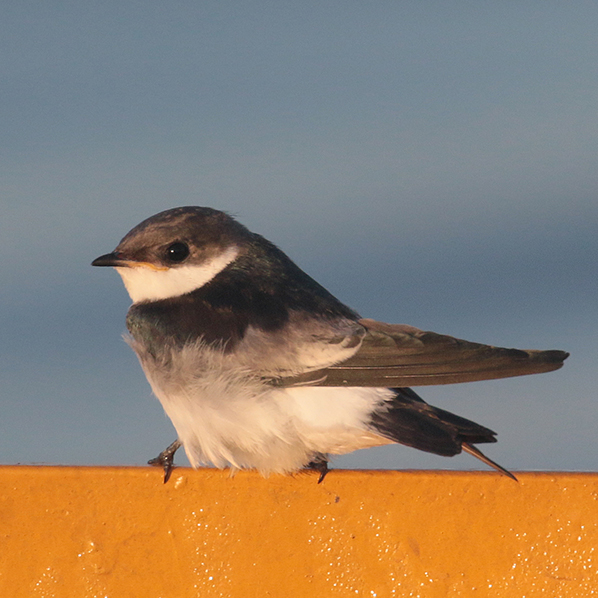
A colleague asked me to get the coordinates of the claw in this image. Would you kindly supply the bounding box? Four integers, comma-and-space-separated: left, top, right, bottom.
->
306, 454, 330, 484
148, 439, 182, 483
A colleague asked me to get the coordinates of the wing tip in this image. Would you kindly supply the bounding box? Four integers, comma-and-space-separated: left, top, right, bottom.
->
527, 349, 569, 372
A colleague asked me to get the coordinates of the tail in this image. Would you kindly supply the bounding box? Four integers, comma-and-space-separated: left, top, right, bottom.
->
369, 387, 516, 480
461, 442, 516, 481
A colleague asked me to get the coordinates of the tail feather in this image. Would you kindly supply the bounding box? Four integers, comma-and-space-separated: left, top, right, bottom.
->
462, 442, 517, 481
370, 387, 514, 478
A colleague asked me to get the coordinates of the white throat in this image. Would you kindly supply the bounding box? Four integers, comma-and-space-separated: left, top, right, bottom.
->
116, 246, 239, 303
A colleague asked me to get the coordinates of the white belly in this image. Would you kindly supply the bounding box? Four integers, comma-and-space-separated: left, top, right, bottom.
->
142, 361, 394, 474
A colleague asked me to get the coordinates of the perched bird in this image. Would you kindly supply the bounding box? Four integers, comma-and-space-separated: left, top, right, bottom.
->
92, 207, 568, 482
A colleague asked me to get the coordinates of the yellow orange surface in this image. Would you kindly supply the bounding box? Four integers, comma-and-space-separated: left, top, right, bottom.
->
0, 466, 597, 596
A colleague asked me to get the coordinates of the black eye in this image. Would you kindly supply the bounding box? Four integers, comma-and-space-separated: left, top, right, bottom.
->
165, 242, 190, 262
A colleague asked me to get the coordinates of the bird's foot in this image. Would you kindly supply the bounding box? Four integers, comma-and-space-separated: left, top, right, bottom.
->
148, 439, 182, 483
306, 454, 330, 484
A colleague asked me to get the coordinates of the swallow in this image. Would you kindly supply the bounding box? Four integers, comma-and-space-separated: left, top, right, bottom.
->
92, 207, 568, 482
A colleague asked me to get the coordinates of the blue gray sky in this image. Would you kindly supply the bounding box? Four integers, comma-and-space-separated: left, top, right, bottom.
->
1, 3, 596, 473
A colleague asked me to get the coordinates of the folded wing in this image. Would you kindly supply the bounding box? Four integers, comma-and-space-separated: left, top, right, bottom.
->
273, 318, 569, 387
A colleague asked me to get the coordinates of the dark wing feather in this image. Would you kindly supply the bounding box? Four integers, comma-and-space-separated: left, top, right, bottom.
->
273, 318, 569, 387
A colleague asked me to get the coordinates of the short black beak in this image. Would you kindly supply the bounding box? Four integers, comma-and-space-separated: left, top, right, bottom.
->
91, 252, 125, 267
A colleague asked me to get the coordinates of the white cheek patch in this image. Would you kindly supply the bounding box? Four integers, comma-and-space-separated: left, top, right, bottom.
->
116, 246, 238, 303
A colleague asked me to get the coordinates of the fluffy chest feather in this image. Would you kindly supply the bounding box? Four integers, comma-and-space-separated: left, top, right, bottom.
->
127, 336, 392, 474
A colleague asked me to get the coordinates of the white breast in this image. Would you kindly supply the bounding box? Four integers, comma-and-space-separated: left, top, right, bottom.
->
129, 338, 393, 474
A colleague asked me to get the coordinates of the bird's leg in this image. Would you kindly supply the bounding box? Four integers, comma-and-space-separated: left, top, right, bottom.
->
148, 439, 182, 484
306, 454, 330, 484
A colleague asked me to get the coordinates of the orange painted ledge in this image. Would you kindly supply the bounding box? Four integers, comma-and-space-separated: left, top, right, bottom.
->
1, 467, 597, 597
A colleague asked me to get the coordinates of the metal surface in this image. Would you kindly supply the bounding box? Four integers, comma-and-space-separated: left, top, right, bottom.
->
0, 467, 596, 596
